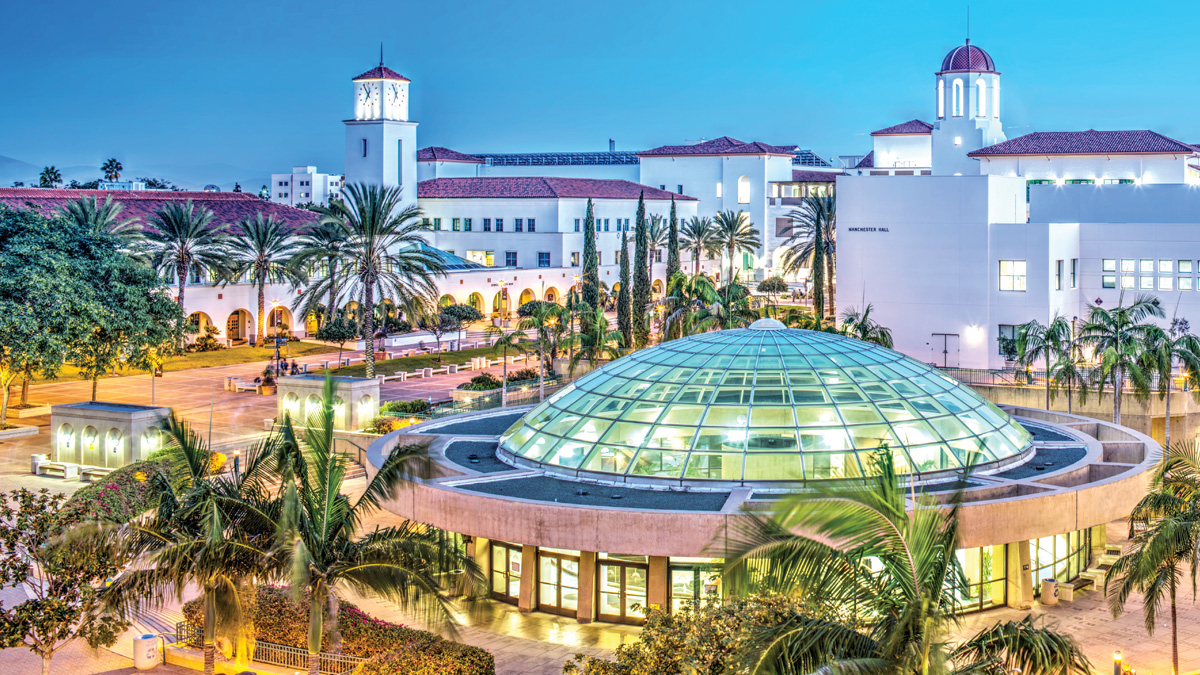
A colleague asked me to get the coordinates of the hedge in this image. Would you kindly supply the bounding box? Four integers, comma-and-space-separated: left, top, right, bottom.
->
54, 458, 170, 530
183, 586, 493, 673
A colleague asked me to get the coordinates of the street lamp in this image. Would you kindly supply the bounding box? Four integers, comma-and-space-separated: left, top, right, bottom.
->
233, 449, 240, 477
497, 279, 507, 325
1113, 652, 1122, 675
147, 346, 159, 404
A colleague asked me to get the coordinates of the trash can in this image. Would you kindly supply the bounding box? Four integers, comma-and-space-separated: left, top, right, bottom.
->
133, 633, 160, 670
1041, 578, 1059, 605
30, 454, 46, 475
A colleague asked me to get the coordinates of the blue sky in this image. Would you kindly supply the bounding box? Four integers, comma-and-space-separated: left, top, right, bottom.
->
3, 0, 1199, 188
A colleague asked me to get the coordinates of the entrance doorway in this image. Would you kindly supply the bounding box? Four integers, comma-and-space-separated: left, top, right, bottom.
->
930, 333, 960, 368
597, 557, 648, 624
537, 549, 580, 617
490, 542, 522, 606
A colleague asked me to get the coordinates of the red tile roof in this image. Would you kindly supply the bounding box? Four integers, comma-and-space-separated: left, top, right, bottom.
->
939, 42, 997, 73
0, 189, 318, 232
871, 119, 933, 136
854, 151, 875, 169
417, 146, 485, 163
637, 136, 798, 157
352, 65, 410, 82
969, 130, 1198, 157
789, 170, 845, 182
417, 177, 697, 201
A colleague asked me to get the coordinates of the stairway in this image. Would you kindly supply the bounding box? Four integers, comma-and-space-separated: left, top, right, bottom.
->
1075, 544, 1122, 591
344, 460, 367, 481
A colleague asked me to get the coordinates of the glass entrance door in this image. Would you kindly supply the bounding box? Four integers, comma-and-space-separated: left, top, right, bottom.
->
490, 542, 522, 605
597, 559, 648, 624
537, 550, 580, 617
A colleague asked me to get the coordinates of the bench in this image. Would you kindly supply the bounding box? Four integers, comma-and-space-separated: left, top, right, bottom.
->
234, 383, 261, 393
39, 463, 78, 479
81, 467, 115, 482
1059, 577, 1093, 602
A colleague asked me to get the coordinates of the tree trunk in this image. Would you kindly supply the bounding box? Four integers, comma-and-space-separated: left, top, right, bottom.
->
177, 264, 187, 316
41, 653, 50, 675
257, 277, 267, 348
1045, 364, 1051, 411
0, 375, 11, 427
1114, 366, 1122, 426
824, 248, 835, 318
308, 594, 324, 675
363, 284, 376, 378
91, 377, 99, 402
1165, 375, 1173, 450
20, 376, 30, 406
538, 343, 545, 402
204, 594, 217, 675
1171, 585, 1179, 675
326, 258, 338, 327
501, 346, 508, 407
1067, 377, 1073, 415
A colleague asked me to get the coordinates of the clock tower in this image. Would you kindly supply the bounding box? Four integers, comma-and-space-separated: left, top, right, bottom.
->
344, 59, 418, 202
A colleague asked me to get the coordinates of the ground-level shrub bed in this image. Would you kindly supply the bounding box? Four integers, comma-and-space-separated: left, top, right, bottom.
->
54, 458, 170, 530
182, 586, 493, 674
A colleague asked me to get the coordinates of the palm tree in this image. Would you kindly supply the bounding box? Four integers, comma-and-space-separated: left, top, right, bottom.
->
316, 183, 446, 378
661, 271, 721, 338
486, 326, 529, 406
518, 302, 561, 402
680, 216, 719, 276
227, 214, 307, 347
781, 194, 836, 319
722, 446, 1091, 675
38, 166, 62, 188
294, 212, 352, 329
147, 200, 231, 315
1048, 339, 1089, 415
569, 306, 623, 376
62, 195, 146, 256
1077, 294, 1164, 426
839, 304, 894, 348
712, 210, 761, 300
273, 377, 482, 675
101, 158, 123, 182
1016, 316, 1073, 410
1140, 321, 1200, 449
1108, 440, 1200, 675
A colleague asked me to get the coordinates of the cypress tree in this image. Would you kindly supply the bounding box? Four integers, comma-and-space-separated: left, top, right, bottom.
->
617, 231, 632, 348
812, 218, 825, 323
666, 196, 680, 282
631, 192, 651, 348
580, 198, 599, 332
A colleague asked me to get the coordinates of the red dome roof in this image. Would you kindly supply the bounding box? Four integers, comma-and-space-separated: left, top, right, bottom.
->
939, 42, 996, 73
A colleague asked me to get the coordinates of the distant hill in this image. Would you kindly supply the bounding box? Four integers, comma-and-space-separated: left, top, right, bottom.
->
0, 155, 40, 186
0, 154, 272, 192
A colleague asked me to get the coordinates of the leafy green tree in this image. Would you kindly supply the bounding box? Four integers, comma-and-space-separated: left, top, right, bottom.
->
662, 271, 719, 339
443, 302, 484, 343
101, 158, 123, 182
1078, 294, 1164, 425
227, 213, 306, 346
307, 183, 446, 378
617, 231, 632, 348
416, 303, 460, 361
632, 193, 652, 348
233, 183, 242, 193
581, 199, 599, 334
1141, 320, 1200, 449
666, 197, 680, 282
486, 327, 529, 407
680, 216, 718, 276
0, 489, 129, 675
518, 302, 561, 401
137, 176, 180, 191
273, 377, 482, 675
839, 304, 894, 348
562, 288, 588, 359
147, 200, 232, 315
782, 195, 835, 320
756, 276, 788, 318
294, 218, 350, 329
569, 306, 623, 376
722, 447, 1091, 675
314, 315, 360, 364
517, 300, 557, 318
37, 166, 61, 188
712, 210, 762, 304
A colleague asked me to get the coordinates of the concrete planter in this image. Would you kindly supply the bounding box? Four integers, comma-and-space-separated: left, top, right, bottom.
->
4, 404, 52, 418
260, 385, 277, 395
0, 424, 38, 440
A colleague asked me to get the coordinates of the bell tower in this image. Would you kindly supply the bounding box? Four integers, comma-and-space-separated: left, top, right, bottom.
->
930, 40, 1006, 175
343, 54, 418, 201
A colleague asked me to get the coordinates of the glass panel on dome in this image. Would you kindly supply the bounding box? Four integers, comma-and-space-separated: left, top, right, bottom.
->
505, 423, 535, 449
592, 398, 631, 418
800, 428, 851, 451
722, 372, 751, 385
794, 407, 841, 426
791, 387, 829, 404
694, 428, 747, 452
543, 440, 591, 468
663, 367, 696, 383
757, 357, 784, 370
645, 425, 697, 450
929, 416, 972, 441
848, 425, 899, 449
684, 452, 741, 479
643, 383, 680, 401
787, 371, 821, 386
754, 371, 785, 386
565, 393, 604, 415
581, 445, 636, 474
948, 437, 993, 464
518, 433, 555, 460
744, 453, 804, 480
909, 443, 957, 472
891, 420, 939, 446
749, 407, 795, 427
542, 414, 585, 437
712, 387, 752, 404
600, 422, 652, 448
691, 369, 723, 385
569, 417, 612, 442
675, 386, 714, 404
630, 450, 687, 477
836, 404, 886, 425
827, 385, 867, 403
659, 404, 707, 425
619, 402, 667, 423
746, 429, 799, 451
703, 406, 749, 427
751, 388, 790, 404
803, 451, 861, 479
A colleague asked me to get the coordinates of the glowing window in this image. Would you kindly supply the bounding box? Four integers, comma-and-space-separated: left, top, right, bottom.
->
952, 79, 964, 117
992, 81, 1000, 118
998, 260, 1026, 292
737, 176, 750, 204
975, 78, 987, 117
937, 80, 945, 118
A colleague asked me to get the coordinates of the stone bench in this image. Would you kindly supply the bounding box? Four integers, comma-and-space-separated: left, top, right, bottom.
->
234, 383, 261, 393
39, 463, 78, 479
81, 467, 116, 482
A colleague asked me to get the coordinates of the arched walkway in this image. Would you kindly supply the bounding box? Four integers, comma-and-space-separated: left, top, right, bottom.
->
439, 294, 455, 308
543, 287, 560, 304
267, 306, 294, 338
468, 292, 485, 312
188, 311, 214, 331
651, 280, 663, 297
225, 309, 253, 344
518, 289, 535, 306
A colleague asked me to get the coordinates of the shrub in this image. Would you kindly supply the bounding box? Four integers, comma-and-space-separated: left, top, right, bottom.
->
516, 300, 555, 318
365, 416, 406, 435
381, 399, 432, 415
458, 373, 502, 391
54, 459, 169, 531
183, 586, 493, 674
506, 368, 538, 383
189, 324, 226, 352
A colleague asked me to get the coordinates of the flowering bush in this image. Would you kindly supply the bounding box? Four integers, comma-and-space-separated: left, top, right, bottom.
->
55, 459, 169, 531
506, 368, 539, 383
380, 399, 432, 415
208, 451, 227, 474
364, 416, 413, 435
351, 641, 495, 675
183, 586, 492, 672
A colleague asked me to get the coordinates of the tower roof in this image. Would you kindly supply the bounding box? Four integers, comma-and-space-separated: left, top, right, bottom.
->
939, 41, 996, 73
352, 65, 410, 82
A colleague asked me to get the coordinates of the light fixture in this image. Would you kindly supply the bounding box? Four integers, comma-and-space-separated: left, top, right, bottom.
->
1055, 177, 1065, 186
954, 136, 962, 146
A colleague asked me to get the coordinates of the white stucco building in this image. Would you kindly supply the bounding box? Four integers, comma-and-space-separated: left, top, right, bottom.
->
838, 40, 1200, 370
268, 166, 344, 206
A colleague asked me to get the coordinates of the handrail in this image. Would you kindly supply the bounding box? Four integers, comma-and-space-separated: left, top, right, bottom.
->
175, 621, 366, 675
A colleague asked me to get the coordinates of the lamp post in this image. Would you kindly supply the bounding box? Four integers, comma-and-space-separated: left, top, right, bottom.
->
497, 279, 507, 326
1113, 652, 1122, 675
148, 346, 159, 404
233, 449, 240, 477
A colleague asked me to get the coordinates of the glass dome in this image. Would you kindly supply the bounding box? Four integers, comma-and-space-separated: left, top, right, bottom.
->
499, 319, 1031, 484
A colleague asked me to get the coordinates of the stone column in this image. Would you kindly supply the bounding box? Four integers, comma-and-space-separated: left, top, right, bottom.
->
647, 556, 669, 612
576, 551, 597, 624
518, 545, 537, 613
1005, 540, 1033, 609
471, 537, 491, 596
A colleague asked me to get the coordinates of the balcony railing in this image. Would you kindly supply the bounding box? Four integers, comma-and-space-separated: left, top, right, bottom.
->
175, 622, 365, 675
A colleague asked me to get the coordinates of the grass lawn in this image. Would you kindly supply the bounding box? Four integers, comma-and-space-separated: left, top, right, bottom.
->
23, 342, 342, 385
323, 346, 500, 378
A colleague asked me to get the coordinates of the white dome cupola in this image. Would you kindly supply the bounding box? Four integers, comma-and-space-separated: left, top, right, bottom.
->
931, 40, 1006, 175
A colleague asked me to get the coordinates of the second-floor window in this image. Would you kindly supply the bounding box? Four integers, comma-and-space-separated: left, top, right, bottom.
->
452, 218, 461, 232
515, 218, 523, 232
998, 260, 1026, 292
505, 251, 517, 267
574, 218, 581, 232
528, 218, 536, 232
483, 218, 491, 232
537, 252, 551, 267
571, 251, 580, 266
464, 218, 472, 232
496, 218, 504, 232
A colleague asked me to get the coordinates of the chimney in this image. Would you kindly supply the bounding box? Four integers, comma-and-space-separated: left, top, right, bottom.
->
609, 139, 615, 152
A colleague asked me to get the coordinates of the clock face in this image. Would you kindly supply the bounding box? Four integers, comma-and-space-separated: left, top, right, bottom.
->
389, 83, 399, 101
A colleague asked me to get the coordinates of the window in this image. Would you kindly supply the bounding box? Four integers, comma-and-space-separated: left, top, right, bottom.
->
528, 218, 536, 232
659, 184, 666, 190
937, 80, 945, 118
975, 78, 987, 117
1160, 260, 1173, 274
1054, 260, 1063, 291
770, 184, 780, 199
775, 217, 793, 237
615, 250, 621, 264
1103, 258, 1116, 272
421, 217, 430, 229
737, 176, 751, 204
655, 249, 662, 263
361, 139, 367, 157
598, 251, 602, 265
604, 219, 610, 232
1104, 178, 1135, 184
623, 218, 630, 230
716, 183, 723, 198
992, 80, 1000, 118
596, 219, 602, 233
998, 260, 1026, 291
677, 185, 684, 195
1181, 277, 1194, 291
1070, 259, 1078, 288
467, 250, 495, 267
1140, 259, 1154, 274
538, 252, 551, 268
1064, 179, 1094, 185
1025, 179, 1054, 201
496, 218, 504, 232
483, 218, 492, 232
464, 218, 472, 232
998, 324, 1018, 356
1180, 260, 1194, 274
571, 252, 580, 266
505, 251, 517, 267
1160, 277, 1174, 291
452, 218, 461, 232
1121, 259, 1135, 273
1102, 276, 1117, 289
433, 218, 442, 231
1121, 276, 1135, 289
515, 218, 523, 232
952, 79, 964, 116
1140, 276, 1154, 290
574, 218, 581, 233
